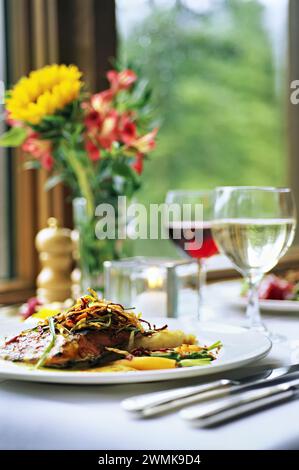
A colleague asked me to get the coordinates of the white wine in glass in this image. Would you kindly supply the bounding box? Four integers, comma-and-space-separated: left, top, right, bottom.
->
212, 187, 296, 340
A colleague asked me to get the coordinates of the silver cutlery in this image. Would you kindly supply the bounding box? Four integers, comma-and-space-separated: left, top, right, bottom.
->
180, 377, 299, 427
121, 364, 299, 417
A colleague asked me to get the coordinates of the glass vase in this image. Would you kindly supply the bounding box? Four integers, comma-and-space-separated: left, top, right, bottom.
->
73, 197, 130, 295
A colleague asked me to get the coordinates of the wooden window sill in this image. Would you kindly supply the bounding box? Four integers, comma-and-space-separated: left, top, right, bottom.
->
0, 247, 299, 305
0, 279, 35, 305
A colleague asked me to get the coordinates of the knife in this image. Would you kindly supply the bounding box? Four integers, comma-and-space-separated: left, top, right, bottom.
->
180, 377, 299, 427
121, 364, 299, 417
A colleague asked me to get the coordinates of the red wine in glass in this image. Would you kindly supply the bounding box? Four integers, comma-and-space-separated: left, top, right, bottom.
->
167, 221, 218, 259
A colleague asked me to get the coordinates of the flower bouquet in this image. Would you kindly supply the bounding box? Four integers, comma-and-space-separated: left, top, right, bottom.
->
0, 64, 158, 291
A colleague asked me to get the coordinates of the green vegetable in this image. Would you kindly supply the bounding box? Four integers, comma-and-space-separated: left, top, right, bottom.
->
150, 351, 180, 360
207, 341, 223, 351
35, 318, 56, 369
150, 340, 223, 365
180, 358, 212, 367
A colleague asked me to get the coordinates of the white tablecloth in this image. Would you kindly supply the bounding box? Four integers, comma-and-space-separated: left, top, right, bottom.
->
1, 293, 299, 450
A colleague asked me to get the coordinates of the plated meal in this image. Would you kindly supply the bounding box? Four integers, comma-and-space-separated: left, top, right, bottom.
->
0, 289, 222, 373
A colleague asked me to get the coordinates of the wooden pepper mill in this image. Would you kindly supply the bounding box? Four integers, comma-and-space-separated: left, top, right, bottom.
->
35, 217, 73, 303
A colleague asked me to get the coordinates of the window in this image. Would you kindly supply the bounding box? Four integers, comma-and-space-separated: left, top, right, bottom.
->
0, 0, 298, 303
0, 0, 13, 280
0, 0, 117, 303
117, 0, 290, 259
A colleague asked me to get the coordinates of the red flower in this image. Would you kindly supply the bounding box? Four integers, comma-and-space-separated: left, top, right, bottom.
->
41, 153, 54, 171
22, 133, 54, 171
85, 110, 102, 129
85, 138, 100, 161
107, 69, 137, 94
85, 109, 118, 153
117, 114, 137, 145
97, 109, 118, 150
91, 89, 114, 114
132, 152, 144, 175
129, 128, 158, 153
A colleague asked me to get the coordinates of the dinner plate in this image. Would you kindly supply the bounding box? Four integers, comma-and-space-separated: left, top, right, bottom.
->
0, 317, 271, 384
209, 280, 299, 313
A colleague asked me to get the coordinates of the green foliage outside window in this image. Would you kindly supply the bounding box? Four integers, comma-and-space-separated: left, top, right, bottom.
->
119, 0, 286, 256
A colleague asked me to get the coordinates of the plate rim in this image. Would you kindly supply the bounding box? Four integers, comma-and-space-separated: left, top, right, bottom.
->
0, 322, 272, 385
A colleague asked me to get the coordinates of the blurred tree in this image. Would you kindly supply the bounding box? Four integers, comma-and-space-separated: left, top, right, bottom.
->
119, 0, 286, 256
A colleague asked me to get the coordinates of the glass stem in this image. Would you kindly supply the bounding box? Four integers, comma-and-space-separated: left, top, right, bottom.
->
197, 258, 207, 320
246, 274, 267, 332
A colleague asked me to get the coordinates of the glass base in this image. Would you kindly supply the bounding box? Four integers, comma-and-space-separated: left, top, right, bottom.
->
265, 331, 286, 344
244, 321, 286, 344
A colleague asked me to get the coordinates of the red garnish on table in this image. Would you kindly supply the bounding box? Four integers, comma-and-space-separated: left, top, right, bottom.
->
19, 297, 43, 320
259, 275, 294, 301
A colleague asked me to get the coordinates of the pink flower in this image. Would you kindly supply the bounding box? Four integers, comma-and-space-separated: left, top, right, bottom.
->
132, 152, 144, 175
129, 128, 158, 153
107, 69, 137, 94
85, 138, 100, 161
22, 133, 54, 171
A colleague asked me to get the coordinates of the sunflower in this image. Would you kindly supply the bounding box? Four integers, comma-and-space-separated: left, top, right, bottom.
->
6, 64, 83, 125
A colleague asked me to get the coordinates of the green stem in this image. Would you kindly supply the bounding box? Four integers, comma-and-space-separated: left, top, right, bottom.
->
35, 318, 56, 369
64, 143, 95, 218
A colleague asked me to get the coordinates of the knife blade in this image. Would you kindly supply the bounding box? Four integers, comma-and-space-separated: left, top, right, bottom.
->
180, 377, 299, 427
121, 363, 299, 417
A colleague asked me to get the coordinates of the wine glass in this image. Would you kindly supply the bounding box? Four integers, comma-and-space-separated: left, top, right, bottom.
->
212, 186, 296, 341
165, 190, 219, 318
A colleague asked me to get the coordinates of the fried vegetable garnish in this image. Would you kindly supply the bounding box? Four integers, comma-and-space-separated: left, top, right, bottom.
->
37, 289, 162, 337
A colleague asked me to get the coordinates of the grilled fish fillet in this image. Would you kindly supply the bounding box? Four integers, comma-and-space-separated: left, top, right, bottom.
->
0, 290, 197, 369
0, 328, 196, 369
0, 328, 131, 368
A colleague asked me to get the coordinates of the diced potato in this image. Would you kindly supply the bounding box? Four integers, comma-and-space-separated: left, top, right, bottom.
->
175, 344, 203, 354
114, 356, 176, 370
134, 329, 196, 351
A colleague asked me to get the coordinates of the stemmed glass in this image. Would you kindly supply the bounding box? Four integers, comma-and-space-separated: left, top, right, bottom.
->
212, 186, 296, 341
165, 190, 219, 318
